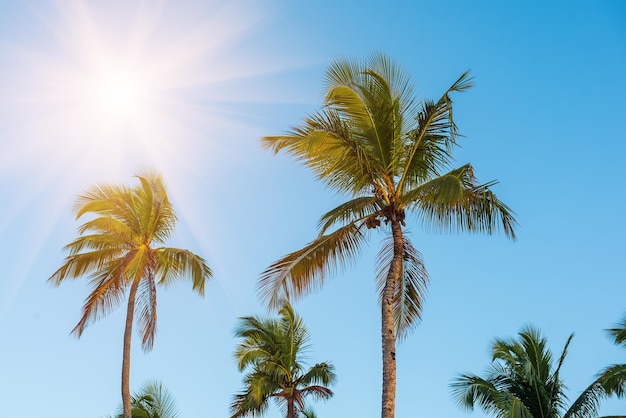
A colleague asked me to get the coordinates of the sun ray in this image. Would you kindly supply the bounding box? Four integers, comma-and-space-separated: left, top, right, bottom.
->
0, 0, 316, 320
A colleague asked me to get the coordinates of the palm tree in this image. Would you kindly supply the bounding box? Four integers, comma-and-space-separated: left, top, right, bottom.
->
231, 302, 336, 418
451, 325, 626, 418
108, 380, 180, 418
259, 53, 517, 418
49, 171, 212, 418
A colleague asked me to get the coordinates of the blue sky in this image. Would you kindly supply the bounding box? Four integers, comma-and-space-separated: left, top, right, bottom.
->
0, 1, 625, 417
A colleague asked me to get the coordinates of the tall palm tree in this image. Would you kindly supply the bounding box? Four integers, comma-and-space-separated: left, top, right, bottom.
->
451, 325, 626, 418
259, 53, 517, 418
49, 171, 212, 418
231, 302, 336, 418
109, 380, 180, 418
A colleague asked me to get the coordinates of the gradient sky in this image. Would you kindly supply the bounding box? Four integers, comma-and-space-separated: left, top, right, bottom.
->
1, 1, 625, 417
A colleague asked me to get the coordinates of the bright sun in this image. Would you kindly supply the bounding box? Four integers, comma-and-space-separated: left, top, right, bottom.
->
0, 0, 272, 181
89, 67, 147, 120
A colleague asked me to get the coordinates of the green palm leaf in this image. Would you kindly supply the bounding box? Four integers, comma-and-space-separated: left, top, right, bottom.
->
259, 222, 368, 309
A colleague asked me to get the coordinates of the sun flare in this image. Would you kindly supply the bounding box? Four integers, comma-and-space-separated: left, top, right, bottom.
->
0, 0, 276, 184
88, 66, 147, 120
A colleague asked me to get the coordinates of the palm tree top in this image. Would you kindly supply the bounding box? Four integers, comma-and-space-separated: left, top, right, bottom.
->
231, 301, 336, 418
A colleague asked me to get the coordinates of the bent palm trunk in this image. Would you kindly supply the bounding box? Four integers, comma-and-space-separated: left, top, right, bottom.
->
381, 219, 404, 418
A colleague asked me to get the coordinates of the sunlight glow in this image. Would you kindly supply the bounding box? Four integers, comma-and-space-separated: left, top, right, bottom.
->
0, 0, 293, 320
0, 0, 277, 183
87, 66, 147, 120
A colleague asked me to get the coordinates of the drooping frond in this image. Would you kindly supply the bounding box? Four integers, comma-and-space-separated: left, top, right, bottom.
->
317, 195, 381, 235
376, 235, 429, 340
48, 247, 125, 285
451, 372, 534, 418
153, 247, 212, 296
408, 164, 517, 240
598, 363, 626, 398
258, 222, 368, 309
563, 378, 606, 418
71, 261, 128, 337
136, 273, 158, 352
299, 362, 337, 388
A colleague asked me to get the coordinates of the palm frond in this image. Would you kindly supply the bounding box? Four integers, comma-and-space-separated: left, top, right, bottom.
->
135, 171, 177, 245
48, 247, 124, 285
299, 362, 337, 388
75, 217, 135, 245
563, 379, 606, 418
258, 222, 368, 309
598, 363, 626, 398
397, 70, 473, 192
408, 163, 517, 240
376, 235, 429, 340
136, 274, 158, 352
153, 247, 212, 296
607, 315, 626, 347
317, 195, 381, 235
71, 263, 127, 337
75, 184, 140, 233
262, 109, 379, 195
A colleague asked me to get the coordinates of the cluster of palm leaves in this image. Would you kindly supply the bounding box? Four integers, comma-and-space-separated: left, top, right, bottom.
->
451, 324, 626, 418
108, 380, 180, 418
230, 302, 336, 418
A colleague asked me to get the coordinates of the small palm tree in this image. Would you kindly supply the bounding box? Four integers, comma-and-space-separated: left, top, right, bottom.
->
109, 380, 180, 418
49, 171, 212, 418
451, 325, 625, 418
231, 302, 336, 418
260, 53, 516, 418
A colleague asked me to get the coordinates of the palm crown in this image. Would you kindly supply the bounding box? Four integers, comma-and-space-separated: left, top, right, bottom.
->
451, 326, 625, 418
231, 302, 336, 418
49, 171, 211, 349
260, 53, 516, 337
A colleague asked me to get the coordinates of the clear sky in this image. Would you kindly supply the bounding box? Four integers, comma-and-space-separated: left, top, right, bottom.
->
0, 1, 625, 417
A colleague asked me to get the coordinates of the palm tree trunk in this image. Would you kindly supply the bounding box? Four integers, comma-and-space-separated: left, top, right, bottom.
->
287, 396, 296, 418
381, 219, 403, 418
122, 277, 141, 418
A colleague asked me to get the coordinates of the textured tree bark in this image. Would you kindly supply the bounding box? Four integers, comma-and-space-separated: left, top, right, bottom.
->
381, 219, 403, 418
122, 277, 141, 418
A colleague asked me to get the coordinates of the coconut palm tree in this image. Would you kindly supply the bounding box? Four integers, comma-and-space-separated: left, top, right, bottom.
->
108, 380, 180, 418
49, 171, 212, 418
259, 53, 517, 418
231, 302, 336, 418
451, 325, 626, 418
